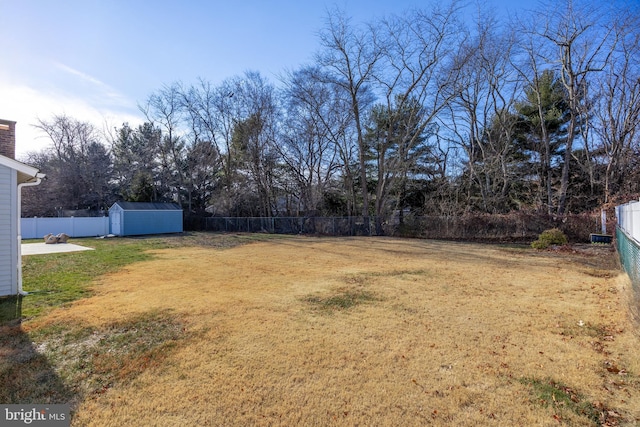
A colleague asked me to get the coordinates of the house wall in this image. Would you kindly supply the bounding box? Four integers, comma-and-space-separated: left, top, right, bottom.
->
0, 164, 17, 296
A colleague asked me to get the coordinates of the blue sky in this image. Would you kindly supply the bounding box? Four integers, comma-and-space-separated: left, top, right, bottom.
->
1, 0, 533, 158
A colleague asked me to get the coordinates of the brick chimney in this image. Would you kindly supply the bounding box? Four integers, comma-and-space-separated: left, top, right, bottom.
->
0, 119, 16, 159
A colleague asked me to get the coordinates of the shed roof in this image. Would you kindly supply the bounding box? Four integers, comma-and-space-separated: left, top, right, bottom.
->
110, 201, 182, 211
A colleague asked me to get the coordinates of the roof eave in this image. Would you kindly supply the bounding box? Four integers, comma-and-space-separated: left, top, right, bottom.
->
0, 154, 42, 184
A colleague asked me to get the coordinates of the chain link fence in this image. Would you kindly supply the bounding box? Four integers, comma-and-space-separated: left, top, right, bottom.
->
616, 228, 640, 287
184, 212, 599, 242
616, 227, 640, 323
190, 216, 373, 236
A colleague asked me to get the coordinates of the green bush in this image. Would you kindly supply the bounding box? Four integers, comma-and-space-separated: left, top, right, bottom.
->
531, 228, 568, 249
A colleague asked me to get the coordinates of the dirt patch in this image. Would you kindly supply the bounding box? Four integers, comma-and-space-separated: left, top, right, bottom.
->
26, 236, 640, 426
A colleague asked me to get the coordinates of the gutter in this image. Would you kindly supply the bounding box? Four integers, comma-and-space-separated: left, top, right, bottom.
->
17, 172, 45, 295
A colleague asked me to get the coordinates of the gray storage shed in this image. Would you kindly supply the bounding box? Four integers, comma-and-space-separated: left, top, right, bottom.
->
109, 202, 183, 236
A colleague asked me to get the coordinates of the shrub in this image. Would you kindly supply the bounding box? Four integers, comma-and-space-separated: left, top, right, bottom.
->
531, 228, 568, 249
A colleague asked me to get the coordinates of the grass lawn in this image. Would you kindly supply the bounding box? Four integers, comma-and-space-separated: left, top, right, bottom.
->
2, 233, 639, 426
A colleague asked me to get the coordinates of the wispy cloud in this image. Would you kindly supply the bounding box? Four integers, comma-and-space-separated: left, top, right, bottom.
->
0, 78, 142, 159
53, 61, 134, 109
54, 62, 107, 87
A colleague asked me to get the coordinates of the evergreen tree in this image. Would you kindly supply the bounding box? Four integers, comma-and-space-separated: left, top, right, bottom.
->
365, 96, 434, 234
112, 122, 161, 202
514, 70, 570, 213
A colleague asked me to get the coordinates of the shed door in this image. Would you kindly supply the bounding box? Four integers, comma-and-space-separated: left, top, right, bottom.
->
111, 211, 121, 235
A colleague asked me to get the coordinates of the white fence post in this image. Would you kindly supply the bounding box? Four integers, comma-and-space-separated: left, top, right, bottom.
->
632, 203, 640, 242
616, 201, 640, 244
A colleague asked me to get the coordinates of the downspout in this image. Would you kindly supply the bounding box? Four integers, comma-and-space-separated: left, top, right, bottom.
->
17, 173, 45, 295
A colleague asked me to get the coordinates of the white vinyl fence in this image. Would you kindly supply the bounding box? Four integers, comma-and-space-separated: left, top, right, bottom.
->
21, 217, 109, 239
616, 200, 640, 243
616, 200, 640, 314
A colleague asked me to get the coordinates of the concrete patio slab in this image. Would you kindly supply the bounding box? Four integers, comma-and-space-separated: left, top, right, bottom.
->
21, 242, 94, 256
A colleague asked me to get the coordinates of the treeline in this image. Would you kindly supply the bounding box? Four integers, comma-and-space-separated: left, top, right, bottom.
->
22, 1, 640, 234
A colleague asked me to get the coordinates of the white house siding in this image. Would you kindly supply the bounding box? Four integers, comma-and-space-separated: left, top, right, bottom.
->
0, 165, 17, 296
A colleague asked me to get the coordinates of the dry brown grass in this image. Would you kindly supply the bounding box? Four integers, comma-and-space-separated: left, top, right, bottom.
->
25, 235, 640, 426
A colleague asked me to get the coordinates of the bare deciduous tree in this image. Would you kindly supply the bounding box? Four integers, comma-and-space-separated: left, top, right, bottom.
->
141, 82, 187, 206
530, 0, 615, 214
593, 12, 640, 202
369, 2, 464, 231
25, 115, 114, 215
279, 66, 347, 215
316, 8, 383, 223
445, 9, 522, 213
230, 71, 280, 217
